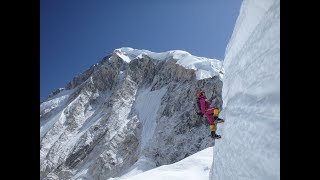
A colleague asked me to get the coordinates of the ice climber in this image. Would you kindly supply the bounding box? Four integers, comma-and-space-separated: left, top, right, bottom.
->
196, 89, 224, 139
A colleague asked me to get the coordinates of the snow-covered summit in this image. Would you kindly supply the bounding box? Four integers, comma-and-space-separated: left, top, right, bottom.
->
113, 47, 224, 80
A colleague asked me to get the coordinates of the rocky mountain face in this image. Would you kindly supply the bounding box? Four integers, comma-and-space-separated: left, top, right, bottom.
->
40, 49, 223, 180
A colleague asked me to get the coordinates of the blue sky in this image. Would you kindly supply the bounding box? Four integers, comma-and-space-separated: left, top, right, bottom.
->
40, 0, 241, 100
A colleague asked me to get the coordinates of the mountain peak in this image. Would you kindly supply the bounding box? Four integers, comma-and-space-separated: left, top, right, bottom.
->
111, 47, 224, 80
40, 45, 224, 179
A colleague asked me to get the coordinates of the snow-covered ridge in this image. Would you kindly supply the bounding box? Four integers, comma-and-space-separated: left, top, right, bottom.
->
113, 47, 224, 80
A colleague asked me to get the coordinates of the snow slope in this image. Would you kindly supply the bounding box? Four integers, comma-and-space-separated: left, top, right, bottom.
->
109, 147, 213, 180
40, 89, 75, 138
210, 0, 280, 179
135, 87, 167, 149
40, 88, 74, 114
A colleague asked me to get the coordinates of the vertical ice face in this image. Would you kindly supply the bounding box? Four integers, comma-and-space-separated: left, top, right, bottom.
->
210, 0, 280, 179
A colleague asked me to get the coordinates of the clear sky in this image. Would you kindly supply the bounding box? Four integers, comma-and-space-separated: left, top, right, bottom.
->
40, 0, 242, 100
